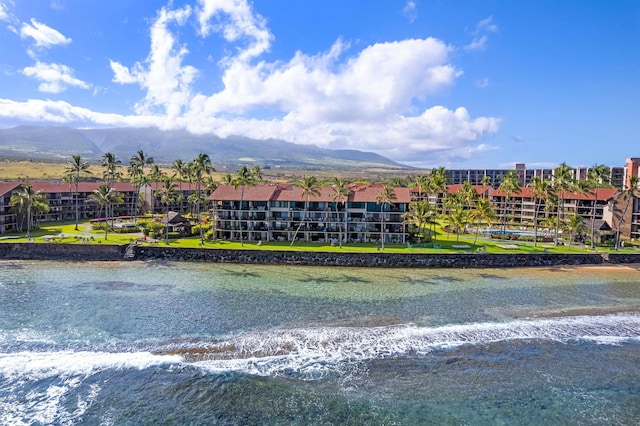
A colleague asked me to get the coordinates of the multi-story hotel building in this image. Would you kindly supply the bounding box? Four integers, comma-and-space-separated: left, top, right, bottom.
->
211, 183, 411, 244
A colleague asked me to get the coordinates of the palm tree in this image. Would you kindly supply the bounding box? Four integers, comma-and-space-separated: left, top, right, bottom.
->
220, 173, 234, 185
403, 201, 435, 243
376, 185, 397, 250
251, 165, 263, 182
101, 152, 121, 186
90, 183, 124, 240
528, 176, 551, 247
172, 159, 188, 213
191, 153, 215, 244
290, 175, 320, 247
468, 198, 496, 245
101, 153, 122, 221
64, 155, 92, 230
130, 150, 154, 215
564, 214, 586, 248
234, 165, 257, 246
448, 208, 468, 241
430, 167, 448, 216
586, 164, 611, 248
614, 175, 638, 249
156, 177, 180, 243
552, 163, 574, 245
497, 170, 521, 234
10, 184, 50, 238
331, 178, 351, 248
415, 174, 430, 201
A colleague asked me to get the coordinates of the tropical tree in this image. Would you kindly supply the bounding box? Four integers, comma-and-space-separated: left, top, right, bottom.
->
130, 150, 154, 214
614, 175, 638, 249
10, 184, 50, 238
290, 175, 320, 246
430, 167, 448, 216
101, 153, 122, 221
171, 159, 188, 212
156, 177, 180, 243
447, 208, 469, 241
90, 183, 124, 240
498, 170, 522, 234
190, 153, 215, 243
468, 198, 496, 245
586, 165, 611, 248
563, 214, 586, 248
220, 173, 234, 185
331, 178, 351, 248
251, 165, 263, 182
376, 185, 397, 250
403, 201, 435, 243
414, 174, 430, 201
528, 176, 551, 247
64, 155, 92, 230
552, 163, 574, 245
127, 162, 144, 216
234, 165, 257, 246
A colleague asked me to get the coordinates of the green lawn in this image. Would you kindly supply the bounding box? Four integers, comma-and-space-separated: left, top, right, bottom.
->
1, 220, 635, 255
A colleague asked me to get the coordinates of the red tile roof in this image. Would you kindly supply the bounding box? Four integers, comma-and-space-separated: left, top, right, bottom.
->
350, 185, 411, 203
0, 181, 21, 197
491, 187, 618, 201
210, 183, 282, 201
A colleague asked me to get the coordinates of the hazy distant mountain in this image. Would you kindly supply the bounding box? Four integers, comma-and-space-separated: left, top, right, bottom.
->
0, 126, 408, 170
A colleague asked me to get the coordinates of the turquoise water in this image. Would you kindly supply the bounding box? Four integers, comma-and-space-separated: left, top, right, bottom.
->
1, 260, 640, 424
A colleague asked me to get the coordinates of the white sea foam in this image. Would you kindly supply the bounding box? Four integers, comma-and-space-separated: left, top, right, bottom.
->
0, 351, 183, 425
0, 351, 183, 381
191, 313, 640, 377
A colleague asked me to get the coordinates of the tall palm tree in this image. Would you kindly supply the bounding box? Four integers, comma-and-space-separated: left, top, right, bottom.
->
415, 175, 430, 201
101, 152, 121, 186
497, 170, 522, 234
376, 185, 397, 250
251, 165, 263, 182
430, 167, 448, 216
64, 155, 92, 230
234, 165, 257, 246
614, 175, 638, 249
172, 159, 188, 213
468, 198, 496, 245
10, 184, 50, 238
130, 150, 154, 215
403, 201, 435, 244
564, 214, 586, 248
528, 176, 551, 247
90, 183, 124, 240
156, 177, 180, 243
220, 173, 234, 185
190, 153, 215, 243
290, 175, 320, 247
586, 164, 611, 248
331, 178, 351, 248
127, 162, 143, 217
101, 152, 122, 221
552, 163, 574, 245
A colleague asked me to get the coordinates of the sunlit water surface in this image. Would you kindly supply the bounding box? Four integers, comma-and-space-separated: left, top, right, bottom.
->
1, 260, 640, 424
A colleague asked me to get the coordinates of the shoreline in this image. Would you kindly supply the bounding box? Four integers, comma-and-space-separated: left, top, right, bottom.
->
2, 242, 640, 268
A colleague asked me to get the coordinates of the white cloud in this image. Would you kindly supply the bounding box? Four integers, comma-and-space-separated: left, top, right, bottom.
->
402, 1, 417, 23
465, 16, 498, 52
110, 6, 197, 119
20, 18, 71, 48
475, 77, 489, 88
0, 2, 10, 22
22, 61, 90, 93
196, 0, 273, 62
3, 0, 500, 166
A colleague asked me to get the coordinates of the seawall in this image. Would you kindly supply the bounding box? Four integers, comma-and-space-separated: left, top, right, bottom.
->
2, 242, 639, 267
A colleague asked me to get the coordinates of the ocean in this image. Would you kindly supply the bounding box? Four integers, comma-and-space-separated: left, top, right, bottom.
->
1, 260, 639, 425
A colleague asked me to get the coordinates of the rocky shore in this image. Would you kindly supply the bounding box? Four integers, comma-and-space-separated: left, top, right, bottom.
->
2, 242, 640, 267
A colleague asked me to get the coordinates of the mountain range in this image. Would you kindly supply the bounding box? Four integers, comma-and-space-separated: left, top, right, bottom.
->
0, 126, 407, 170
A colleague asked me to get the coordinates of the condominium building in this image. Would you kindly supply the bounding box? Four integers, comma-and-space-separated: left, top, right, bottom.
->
0, 182, 20, 234
211, 183, 411, 244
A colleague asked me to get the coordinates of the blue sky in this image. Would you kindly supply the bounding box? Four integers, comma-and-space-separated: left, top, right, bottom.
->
0, 0, 638, 169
